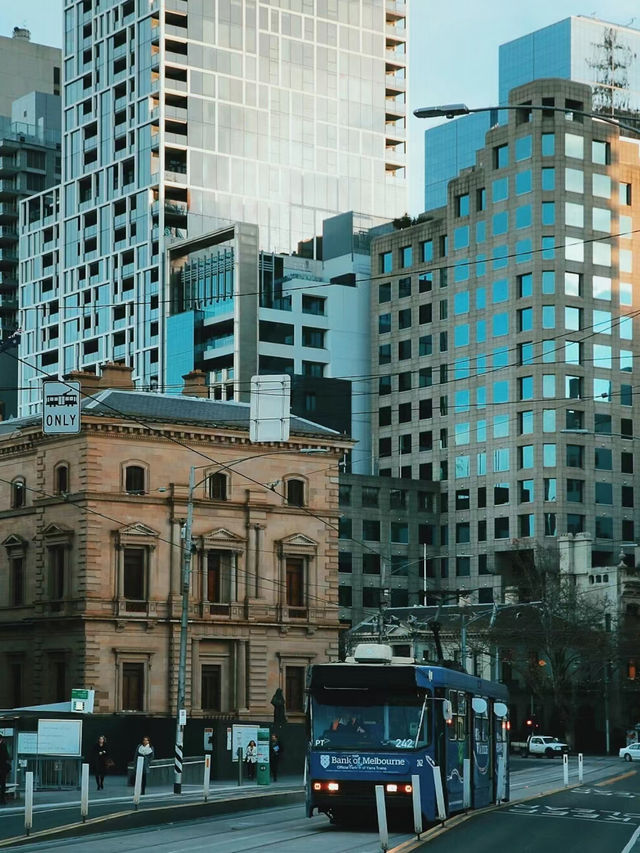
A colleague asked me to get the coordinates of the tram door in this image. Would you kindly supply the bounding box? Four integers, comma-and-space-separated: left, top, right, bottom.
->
471, 697, 492, 808
444, 689, 467, 813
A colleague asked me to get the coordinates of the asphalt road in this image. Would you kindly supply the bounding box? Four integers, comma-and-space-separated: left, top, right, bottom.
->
415, 758, 640, 853
0, 755, 630, 852
0, 803, 412, 853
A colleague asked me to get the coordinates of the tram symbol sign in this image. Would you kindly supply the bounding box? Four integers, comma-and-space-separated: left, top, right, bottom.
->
42, 381, 81, 434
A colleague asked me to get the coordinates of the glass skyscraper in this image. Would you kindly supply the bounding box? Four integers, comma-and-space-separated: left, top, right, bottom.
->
18, 0, 407, 414
424, 16, 640, 211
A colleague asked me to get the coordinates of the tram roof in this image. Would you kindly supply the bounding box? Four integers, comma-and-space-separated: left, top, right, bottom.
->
308, 662, 508, 700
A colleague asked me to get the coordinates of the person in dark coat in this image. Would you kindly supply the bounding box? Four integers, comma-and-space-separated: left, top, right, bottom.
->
269, 734, 282, 782
0, 734, 11, 805
133, 736, 154, 794
93, 735, 109, 790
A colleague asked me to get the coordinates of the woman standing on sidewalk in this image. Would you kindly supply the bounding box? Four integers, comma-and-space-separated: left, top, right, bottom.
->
133, 736, 155, 794
93, 735, 109, 790
245, 740, 257, 780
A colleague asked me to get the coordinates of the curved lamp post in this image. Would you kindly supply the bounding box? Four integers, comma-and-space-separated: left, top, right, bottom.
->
413, 102, 640, 138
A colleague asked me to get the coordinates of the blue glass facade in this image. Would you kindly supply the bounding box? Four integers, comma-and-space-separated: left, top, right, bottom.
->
424, 16, 640, 212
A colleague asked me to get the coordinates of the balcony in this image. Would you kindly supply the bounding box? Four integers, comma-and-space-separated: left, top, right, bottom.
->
0, 203, 17, 221
0, 157, 17, 176
385, 123, 406, 142
164, 199, 188, 218
165, 169, 187, 185
0, 271, 17, 289
386, 22, 406, 43
0, 226, 17, 244
385, 101, 406, 120
0, 180, 16, 199
0, 249, 17, 267
385, 0, 407, 17
0, 294, 17, 311
165, 76, 187, 94
385, 73, 406, 94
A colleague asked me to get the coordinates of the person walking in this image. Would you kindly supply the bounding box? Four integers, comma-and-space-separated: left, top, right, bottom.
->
269, 734, 282, 782
0, 734, 10, 805
133, 736, 154, 794
93, 735, 109, 790
245, 739, 257, 781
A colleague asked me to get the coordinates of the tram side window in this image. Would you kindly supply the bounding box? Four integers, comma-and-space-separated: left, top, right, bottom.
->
448, 690, 467, 741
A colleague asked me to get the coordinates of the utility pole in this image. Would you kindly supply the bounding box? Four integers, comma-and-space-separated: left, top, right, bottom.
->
174, 465, 195, 794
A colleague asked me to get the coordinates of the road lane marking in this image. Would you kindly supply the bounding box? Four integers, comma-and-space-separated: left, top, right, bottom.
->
621, 824, 640, 853
596, 771, 637, 786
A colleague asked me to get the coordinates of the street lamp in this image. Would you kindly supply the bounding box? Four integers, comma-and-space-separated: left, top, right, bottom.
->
173, 446, 329, 794
413, 102, 640, 137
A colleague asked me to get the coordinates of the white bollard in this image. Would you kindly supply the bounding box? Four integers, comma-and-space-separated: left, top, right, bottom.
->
375, 785, 389, 852
432, 763, 447, 821
133, 755, 144, 809
81, 763, 89, 822
578, 753, 583, 783
563, 753, 569, 787
496, 754, 506, 803
463, 757, 471, 809
411, 774, 423, 836
203, 754, 211, 801
24, 771, 34, 835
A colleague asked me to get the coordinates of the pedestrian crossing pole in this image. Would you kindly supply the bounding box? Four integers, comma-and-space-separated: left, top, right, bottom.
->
174, 466, 195, 794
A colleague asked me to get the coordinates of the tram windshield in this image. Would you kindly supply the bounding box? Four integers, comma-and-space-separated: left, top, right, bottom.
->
310, 689, 431, 750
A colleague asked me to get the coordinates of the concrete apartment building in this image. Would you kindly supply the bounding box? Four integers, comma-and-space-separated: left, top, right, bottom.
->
0, 364, 349, 720
337, 473, 440, 626
371, 77, 640, 602
424, 16, 640, 210
164, 211, 389, 473
18, 0, 408, 413
0, 28, 61, 118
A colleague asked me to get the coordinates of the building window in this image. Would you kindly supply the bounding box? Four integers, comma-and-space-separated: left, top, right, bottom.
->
125, 465, 145, 494
363, 520, 380, 541
286, 557, 305, 617
285, 666, 305, 712
123, 547, 146, 611
48, 545, 66, 604
363, 587, 381, 608
201, 664, 222, 712
121, 662, 145, 711
286, 479, 305, 507
338, 552, 352, 573
10, 556, 24, 606
11, 478, 25, 508
302, 327, 325, 348
339, 585, 352, 607
206, 550, 232, 604
207, 472, 227, 500
51, 659, 67, 703
363, 554, 381, 574
54, 464, 69, 495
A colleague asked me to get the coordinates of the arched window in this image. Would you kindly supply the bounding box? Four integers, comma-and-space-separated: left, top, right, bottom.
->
125, 465, 146, 494
286, 478, 305, 507
207, 472, 227, 501
54, 464, 69, 495
11, 478, 25, 509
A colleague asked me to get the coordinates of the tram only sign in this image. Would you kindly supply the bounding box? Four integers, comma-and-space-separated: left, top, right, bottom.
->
42, 381, 81, 434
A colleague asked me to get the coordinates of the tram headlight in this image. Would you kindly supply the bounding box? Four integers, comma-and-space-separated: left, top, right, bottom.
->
313, 782, 322, 791
327, 782, 339, 791
403, 784, 413, 794
386, 784, 398, 792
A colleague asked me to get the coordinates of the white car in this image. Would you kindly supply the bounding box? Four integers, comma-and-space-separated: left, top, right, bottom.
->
619, 742, 640, 761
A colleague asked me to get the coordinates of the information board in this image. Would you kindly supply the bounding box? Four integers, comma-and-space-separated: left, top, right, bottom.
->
37, 719, 82, 756
17, 732, 38, 755
231, 724, 258, 762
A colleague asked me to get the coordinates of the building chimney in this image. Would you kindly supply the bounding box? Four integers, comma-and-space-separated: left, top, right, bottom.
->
64, 369, 101, 396
99, 362, 135, 390
182, 370, 209, 399
12, 27, 31, 41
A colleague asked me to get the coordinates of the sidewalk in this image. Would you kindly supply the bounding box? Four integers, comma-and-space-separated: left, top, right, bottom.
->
0, 773, 305, 845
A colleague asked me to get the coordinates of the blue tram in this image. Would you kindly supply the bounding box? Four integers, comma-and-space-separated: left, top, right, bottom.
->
306, 644, 509, 824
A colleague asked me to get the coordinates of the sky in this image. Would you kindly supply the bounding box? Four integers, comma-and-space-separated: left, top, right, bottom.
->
2, 0, 640, 214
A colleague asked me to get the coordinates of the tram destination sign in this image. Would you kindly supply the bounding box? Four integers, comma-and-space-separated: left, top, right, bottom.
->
42, 381, 81, 435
